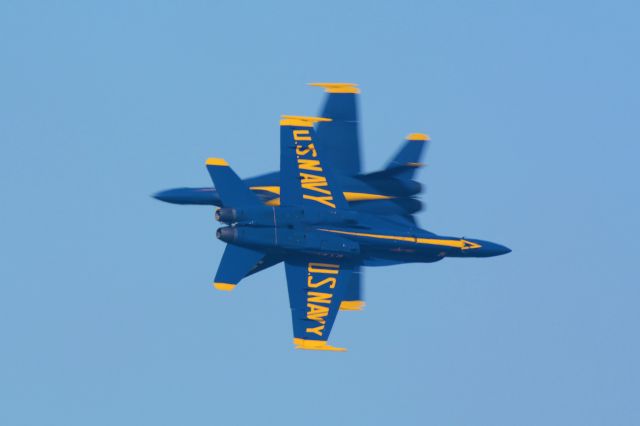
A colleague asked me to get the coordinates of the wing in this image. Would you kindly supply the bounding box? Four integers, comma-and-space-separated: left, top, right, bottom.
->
285, 257, 356, 351
213, 244, 267, 291
310, 83, 361, 176
244, 254, 282, 278
279, 115, 349, 211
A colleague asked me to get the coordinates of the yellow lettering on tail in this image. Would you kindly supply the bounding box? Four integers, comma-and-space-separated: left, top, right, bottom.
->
307, 291, 332, 304
307, 303, 329, 324
306, 325, 325, 336
308, 276, 337, 289
303, 194, 336, 208
308, 263, 340, 274
297, 159, 323, 171
296, 144, 317, 158
293, 130, 311, 141
300, 173, 331, 195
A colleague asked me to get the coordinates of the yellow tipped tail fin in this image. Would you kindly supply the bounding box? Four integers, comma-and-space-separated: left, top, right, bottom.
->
279, 115, 332, 127
308, 82, 360, 94
293, 338, 347, 352
206, 157, 229, 166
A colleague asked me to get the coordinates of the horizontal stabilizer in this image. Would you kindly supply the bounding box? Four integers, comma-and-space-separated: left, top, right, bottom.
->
206, 158, 263, 208
244, 254, 282, 278
213, 244, 267, 291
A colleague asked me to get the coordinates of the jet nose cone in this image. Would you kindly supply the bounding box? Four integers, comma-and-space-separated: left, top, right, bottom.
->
464, 239, 511, 257
482, 241, 511, 257
151, 187, 220, 205
152, 189, 177, 203
492, 243, 511, 256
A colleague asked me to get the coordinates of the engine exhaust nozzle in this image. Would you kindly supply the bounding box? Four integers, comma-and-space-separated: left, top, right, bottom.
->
216, 226, 237, 243
215, 208, 242, 223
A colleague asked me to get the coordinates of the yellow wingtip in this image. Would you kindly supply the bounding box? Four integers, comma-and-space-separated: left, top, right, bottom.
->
206, 158, 229, 166
308, 82, 360, 94
280, 115, 332, 127
407, 133, 430, 141
293, 338, 347, 352
339, 300, 366, 311
213, 282, 236, 291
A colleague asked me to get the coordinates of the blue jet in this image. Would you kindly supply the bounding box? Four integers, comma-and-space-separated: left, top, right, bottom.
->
155, 83, 510, 351
154, 83, 425, 218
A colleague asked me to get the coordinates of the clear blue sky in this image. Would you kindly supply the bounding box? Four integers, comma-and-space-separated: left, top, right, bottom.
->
1, 1, 638, 425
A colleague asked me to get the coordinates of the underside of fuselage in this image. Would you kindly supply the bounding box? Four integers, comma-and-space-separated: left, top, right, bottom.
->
214, 209, 510, 265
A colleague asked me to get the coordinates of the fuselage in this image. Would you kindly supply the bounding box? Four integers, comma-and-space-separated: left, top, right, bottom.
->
154, 171, 423, 216
215, 206, 510, 265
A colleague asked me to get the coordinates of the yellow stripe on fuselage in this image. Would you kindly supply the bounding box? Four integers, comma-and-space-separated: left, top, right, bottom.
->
317, 228, 480, 249
318, 228, 416, 243
249, 186, 393, 203
416, 237, 475, 249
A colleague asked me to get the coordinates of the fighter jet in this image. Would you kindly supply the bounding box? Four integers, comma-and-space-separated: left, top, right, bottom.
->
154, 83, 425, 219
155, 84, 510, 351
